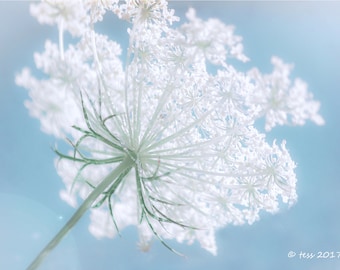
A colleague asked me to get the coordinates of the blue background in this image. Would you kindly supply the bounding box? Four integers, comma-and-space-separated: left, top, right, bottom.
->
1, 1, 340, 269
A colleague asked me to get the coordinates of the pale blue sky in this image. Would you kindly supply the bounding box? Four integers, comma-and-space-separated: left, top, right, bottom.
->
1, 1, 340, 270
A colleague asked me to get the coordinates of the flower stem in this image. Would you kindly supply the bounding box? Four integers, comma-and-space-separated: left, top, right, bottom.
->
27, 156, 134, 270
58, 18, 64, 61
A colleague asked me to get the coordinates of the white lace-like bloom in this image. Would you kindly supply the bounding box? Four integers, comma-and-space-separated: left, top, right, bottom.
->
113, 0, 178, 25
16, 32, 123, 138
17, 0, 323, 256
180, 8, 249, 65
29, 0, 120, 34
30, 0, 89, 36
248, 56, 325, 131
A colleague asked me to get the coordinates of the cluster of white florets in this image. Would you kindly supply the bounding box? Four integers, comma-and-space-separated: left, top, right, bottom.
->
16, 0, 324, 255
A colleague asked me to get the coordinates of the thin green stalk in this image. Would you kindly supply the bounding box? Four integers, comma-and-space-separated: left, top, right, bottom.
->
27, 156, 135, 270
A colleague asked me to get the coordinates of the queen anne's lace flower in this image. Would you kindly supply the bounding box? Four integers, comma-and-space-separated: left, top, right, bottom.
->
16, 40, 96, 138
180, 8, 249, 65
248, 56, 325, 131
30, 0, 89, 36
113, 0, 178, 26
17, 0, 324, 261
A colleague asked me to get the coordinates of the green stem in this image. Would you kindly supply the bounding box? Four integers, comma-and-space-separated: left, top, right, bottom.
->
27, 157, 134, 270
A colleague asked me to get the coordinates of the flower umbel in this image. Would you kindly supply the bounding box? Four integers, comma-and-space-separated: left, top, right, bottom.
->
16, 0, 324, 268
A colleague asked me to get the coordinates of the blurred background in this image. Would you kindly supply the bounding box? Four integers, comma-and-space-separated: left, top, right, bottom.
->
0, 1, 339, 269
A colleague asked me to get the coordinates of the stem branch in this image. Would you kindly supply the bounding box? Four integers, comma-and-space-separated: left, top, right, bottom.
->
27, 157, 134, 270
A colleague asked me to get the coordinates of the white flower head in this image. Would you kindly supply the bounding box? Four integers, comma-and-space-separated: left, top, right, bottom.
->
17, 0, 323, 257
30, 0, 89, 36
113, 0, 179, 25
248, 56, 325, 131
16, 40, 96, 138
51, 14, 297, 255
181, 8, 249, 65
